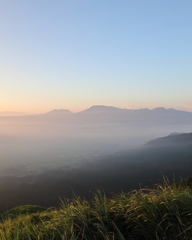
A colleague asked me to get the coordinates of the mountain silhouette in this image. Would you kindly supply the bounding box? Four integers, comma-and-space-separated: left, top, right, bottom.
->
145, 132, 192, 147
74, 105, 192, 124
1, 106, 192, 125
46, 109, 73, 115
77, 105, 126, 114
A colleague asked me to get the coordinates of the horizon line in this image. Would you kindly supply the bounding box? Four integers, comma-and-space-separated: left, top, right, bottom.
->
1, 105, 192, 116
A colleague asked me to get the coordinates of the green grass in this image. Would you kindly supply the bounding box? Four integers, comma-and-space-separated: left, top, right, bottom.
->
1, 179, 192, 239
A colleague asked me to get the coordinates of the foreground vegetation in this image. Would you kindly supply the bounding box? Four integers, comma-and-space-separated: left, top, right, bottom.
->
1, 179, 192, 240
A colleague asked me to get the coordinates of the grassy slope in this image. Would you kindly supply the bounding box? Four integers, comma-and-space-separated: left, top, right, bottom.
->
1, 179, 192, 240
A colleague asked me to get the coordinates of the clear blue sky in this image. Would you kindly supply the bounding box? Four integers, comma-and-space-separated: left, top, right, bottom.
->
0, 0, 192, 113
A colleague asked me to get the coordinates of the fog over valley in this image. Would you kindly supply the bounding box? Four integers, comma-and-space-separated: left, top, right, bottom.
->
0, 106, 192, 211
0, 105, 192, 177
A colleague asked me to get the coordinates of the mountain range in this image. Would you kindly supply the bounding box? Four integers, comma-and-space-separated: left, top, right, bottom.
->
1, 106, 192, 125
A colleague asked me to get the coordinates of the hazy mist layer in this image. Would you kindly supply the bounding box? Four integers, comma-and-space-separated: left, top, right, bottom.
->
0, 106, 192, 177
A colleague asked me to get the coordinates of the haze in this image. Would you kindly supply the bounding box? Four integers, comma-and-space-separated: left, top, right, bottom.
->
0, 0, 192, 208
0, 106, 192, 177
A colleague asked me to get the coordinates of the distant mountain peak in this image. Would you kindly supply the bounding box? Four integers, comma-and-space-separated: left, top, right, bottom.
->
89, 105, 121, 110
152, 107, 166, 111
79, 105, 126, 114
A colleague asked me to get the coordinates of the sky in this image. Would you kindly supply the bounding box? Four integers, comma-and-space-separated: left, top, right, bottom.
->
0, 0, 192, 114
